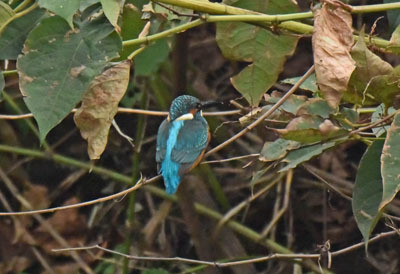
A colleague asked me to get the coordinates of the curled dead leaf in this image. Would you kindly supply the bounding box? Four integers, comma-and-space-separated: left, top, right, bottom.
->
312, 0, 356, 108
74, 60, 131, 160
319, 119, 340, 135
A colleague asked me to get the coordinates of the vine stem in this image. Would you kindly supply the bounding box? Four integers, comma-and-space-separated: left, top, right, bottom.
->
143, 0, 394, 48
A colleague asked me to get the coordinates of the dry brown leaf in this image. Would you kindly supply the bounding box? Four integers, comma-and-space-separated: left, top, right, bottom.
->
312, 0, 356, 108
21, 184, 50, 212
35, 197, 87, 254
19, 184, 50, 234
74, 60, 131, 160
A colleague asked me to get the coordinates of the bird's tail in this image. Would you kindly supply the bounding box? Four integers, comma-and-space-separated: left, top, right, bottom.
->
161, 159, 181, 194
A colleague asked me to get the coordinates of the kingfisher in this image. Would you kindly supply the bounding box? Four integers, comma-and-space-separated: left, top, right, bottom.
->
156, 95, 211, 194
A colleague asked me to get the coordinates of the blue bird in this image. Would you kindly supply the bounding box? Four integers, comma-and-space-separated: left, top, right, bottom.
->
156, 95, 210, 194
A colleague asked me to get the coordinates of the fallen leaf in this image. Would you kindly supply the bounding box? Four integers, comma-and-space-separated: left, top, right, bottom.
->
35, 197, 87, 254
312, 0, 355, 108
74, 60, 131, 160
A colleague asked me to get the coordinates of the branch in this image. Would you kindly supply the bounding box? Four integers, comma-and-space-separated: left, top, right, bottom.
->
149, 0, 391, 48
205, 65, 315, 157
0, 108, 241, 120
52, 230, 398, 268
0, 173, 157, 216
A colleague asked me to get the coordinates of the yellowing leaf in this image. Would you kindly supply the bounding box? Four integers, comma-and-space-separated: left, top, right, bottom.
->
0, 1, 15, 30
380, 111, 400, 210
312, 0, 355, 108
276, 115, 347, 143
344, 28, 393, 106
100, 0, 121, 28
74, 60, 131, 160
388, 25, 400, 54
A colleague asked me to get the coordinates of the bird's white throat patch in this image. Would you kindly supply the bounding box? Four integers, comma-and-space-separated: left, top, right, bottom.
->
175, 113, 194, 121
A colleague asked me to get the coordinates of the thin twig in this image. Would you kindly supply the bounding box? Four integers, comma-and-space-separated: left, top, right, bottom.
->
330, 231, 397, 256
259, 169, 293, 239
212, 173, 284, 238
303, 164, 352, 201
0, 108, 241, 120
0, 167, 94, 274
52, 230, 399, 267
0, 174, 157, 216
350, 113, 395, 135
205, 65, 315, 157
202, 153, 259, 164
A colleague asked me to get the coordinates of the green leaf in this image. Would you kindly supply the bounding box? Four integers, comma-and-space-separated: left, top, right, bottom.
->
80, 0, 100, 11
279, 94, 307, 115
344, 28, 392, 106
380, 111, 400, 209
118, 2, 145, 60
0, 1, 14, 29
352, 140, 384, 249
38, 0, 80, 28
371, 104, 396, 137
281, 73, 318, 93
100, 0, 121, 27
277, 115, 347, 144
334, 107, 360, 130
384, 0, 400, 32
134, 38, 170, 76
260, 138, 300, 162
0, 9, 46, 60
296, 98, 334, 119
0, 70, 4, 101
279, 141, 337, 172
215, 0, 299, 106
365, 66, 400, 108
17, 13, 122, 141
264, 92, 307, 115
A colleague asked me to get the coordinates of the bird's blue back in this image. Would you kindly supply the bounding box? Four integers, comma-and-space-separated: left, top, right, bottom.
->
156, 113, 209, 194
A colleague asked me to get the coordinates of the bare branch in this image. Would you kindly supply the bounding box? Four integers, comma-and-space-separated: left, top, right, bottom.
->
0, 174, 160, 216
0, 108, 241, 120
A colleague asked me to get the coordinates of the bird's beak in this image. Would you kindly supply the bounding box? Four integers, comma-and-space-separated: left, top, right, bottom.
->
200, 101, 221, 109
175, 113, 194, 121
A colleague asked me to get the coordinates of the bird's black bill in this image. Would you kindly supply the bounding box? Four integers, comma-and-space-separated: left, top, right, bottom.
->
200, 101, 223, 109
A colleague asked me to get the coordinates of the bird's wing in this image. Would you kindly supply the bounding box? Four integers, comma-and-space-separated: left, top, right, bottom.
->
171, 118, 209, 164
156, 118, 169, 163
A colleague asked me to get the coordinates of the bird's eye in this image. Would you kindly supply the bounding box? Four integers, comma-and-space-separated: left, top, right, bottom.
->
196, 103, 202, 109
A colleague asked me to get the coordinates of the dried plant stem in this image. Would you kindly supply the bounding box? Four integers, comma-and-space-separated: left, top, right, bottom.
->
0, 108, 241, 120
52, 230, 397, 268
0, 144, 324, 272
213, 172, 284, 238
259, 169, 293, 240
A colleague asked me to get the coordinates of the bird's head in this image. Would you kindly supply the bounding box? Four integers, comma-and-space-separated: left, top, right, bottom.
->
168, 95, 203, 122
